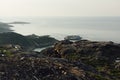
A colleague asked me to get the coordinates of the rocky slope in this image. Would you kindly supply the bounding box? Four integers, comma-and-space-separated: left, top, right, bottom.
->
0, 45, 97, 80
41, 40, 120, 61
0, 40, 120, 80
40, 40, 120, 79
0, 57, 98, 80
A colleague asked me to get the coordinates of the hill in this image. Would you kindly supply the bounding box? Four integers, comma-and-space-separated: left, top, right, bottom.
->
0, 32, 57, 50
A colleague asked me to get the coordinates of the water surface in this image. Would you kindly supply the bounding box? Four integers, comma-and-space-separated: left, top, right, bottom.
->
1, 16, 120, 43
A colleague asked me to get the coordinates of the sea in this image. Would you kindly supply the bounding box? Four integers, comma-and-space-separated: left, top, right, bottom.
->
1, 16, 120, 43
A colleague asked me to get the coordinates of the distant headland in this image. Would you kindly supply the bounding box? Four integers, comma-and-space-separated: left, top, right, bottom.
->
0, 22, 13, 33
8, 21, 30, 24
0, 21, 30, 33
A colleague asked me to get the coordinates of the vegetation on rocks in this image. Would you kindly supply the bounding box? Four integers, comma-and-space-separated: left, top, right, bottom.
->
40, 40, 120, 80
0, 39, 120, 80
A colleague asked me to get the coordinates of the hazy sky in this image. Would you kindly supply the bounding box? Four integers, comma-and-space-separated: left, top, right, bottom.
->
0, 0, 120, 17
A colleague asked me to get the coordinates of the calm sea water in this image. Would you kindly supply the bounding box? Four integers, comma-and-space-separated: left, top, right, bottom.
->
1, 17, 120, 43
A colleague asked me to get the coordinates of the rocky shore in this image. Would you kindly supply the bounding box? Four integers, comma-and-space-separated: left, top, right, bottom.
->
0, 40, 120, 80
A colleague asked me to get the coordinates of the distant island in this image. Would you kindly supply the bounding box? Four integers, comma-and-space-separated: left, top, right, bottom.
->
8, 21, 30, 24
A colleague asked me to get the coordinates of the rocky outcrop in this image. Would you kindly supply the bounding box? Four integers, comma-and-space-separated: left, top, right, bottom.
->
0, 40, 120, 80
39, 40, 120, 80
41, 40, 120, 62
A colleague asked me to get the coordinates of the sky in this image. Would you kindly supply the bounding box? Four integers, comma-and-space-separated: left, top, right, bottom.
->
0, 0, 120, 17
